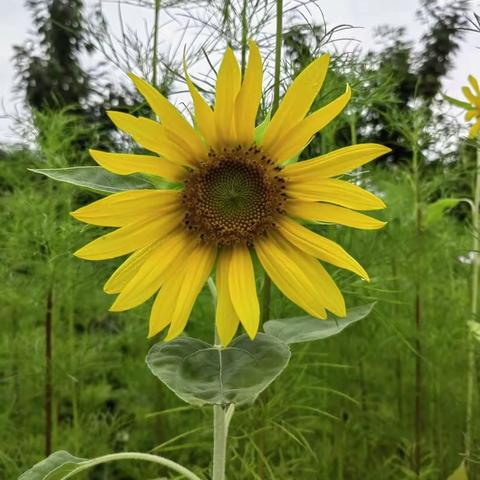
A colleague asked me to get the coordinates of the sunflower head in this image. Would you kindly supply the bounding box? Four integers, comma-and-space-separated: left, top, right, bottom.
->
71, 41, 389, 346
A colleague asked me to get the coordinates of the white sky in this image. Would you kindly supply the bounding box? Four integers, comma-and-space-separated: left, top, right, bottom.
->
0, 0, 478, 144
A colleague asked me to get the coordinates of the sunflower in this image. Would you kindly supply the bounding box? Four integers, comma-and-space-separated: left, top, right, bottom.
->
461, 75, 480, 138
72, 41, 389, 345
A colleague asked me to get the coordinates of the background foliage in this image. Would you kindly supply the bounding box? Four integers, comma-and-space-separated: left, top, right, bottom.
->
1, 0, 479, 478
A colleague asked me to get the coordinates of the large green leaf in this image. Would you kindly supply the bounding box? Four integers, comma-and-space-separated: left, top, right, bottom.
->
30, 166, 154, 195
263, 303, 374, 344
18, 451, 87, 480
146, 334, 291, 406
19, 450, 202, 480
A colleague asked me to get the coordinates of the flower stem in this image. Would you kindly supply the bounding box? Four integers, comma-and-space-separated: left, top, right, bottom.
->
272, 0, 283, 114
212, 405, 228, 480
208, 277, 233, 480
240, 0, 248, 76
61, 452, 202, 480
152, 0, 161, 87
465, 133, 480, 463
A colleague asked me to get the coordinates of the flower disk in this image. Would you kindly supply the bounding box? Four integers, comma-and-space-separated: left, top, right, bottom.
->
182, 146, 286, 246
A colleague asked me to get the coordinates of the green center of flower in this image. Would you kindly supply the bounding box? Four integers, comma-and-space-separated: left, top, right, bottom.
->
182, 146, 286, 245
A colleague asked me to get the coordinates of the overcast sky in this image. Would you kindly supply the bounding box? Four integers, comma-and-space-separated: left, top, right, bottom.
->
0, 0, 478, 144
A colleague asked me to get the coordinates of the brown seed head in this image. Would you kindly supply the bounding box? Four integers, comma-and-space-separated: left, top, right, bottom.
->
182, 146, 286, 246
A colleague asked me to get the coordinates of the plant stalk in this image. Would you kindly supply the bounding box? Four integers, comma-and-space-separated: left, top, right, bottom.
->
465, 133, 480, 462
45, 286, 53, 457
152, 0, 161, 87
213, 405, 228, 480
412, 136, 423, 477
240, 0, 248, 76
208, 278, 232, 480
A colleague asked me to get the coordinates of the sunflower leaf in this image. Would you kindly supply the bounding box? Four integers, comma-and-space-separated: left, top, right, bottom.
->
29, 166, 155, 195
263, 303, 374, 344
18, 450, 87, 480
146, 333, 290, 406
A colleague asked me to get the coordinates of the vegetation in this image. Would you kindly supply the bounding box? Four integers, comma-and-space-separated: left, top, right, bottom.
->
1, 0, 478, 478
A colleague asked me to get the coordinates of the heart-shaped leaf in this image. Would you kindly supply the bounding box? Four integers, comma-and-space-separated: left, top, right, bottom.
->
30, 166, 154, 195
19, 450, 202, 480
263, 303, 374, 344
18, 451, 87, 480
146, 333, 291, 406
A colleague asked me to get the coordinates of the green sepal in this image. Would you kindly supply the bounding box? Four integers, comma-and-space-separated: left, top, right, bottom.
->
30, 166, 154, 195
146, 333, 291, 407
263, 303, 374, 344
254, 112, 271, 144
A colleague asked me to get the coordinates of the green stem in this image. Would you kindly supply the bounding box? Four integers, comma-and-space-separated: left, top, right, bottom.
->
61, 452, 202, 480
208, 277, 233, 480
152, 0, 161, 87
272, 0, 283, 114
240, 0, 248, 76
412, 134, 423, 477
213, 405, 228, 480
466, 133, 480, 462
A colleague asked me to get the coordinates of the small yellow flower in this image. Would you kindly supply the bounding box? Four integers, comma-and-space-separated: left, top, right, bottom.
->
462, 75, 480, 138
72, 41, 389, 345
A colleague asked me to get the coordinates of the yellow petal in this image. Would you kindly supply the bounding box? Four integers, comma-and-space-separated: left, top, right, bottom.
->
262, 54, 330, 151
283, 144, 391, 179
463, 86, 477, 106
149, 243, 216, 339
256, 232, 334, 318
234, 40, 263, 146
228, 244, 260, 339
148, 289, 173, 337
286, 200, 386, 230
183, 58, 217, 148
215, 48, 241, 145
135, 117, 198, 167
268, 85, 351, 163
465, 110, 477, 122
469, 75, 480, 95
107, 111, 196, 167
287, 178, 386, 211
278, 217, 369, 280
71, 189, 181, 227
128, 73, 206, 158
104, 242, 161, 294
89, 149, 185, 182
110, 230, 193, 311
74, 209, 183, 260
215, 248, 241, 346
469, 119, 480, 139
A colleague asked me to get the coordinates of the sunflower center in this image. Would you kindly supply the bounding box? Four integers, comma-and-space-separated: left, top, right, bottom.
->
182, 146, 286, 245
